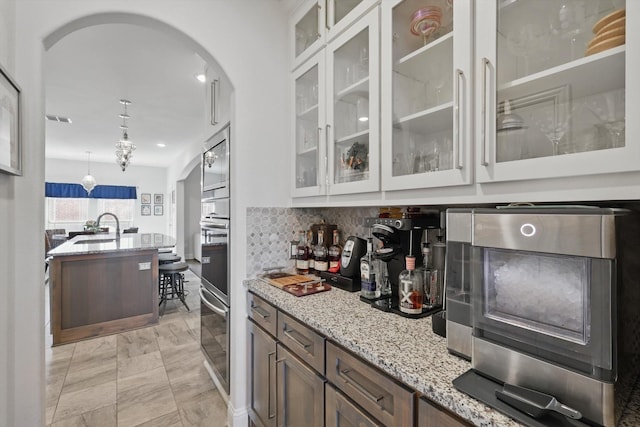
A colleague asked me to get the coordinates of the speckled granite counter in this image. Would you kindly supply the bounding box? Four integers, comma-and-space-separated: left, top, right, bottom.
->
48, 232, 175, 257
246, 279, 640, 427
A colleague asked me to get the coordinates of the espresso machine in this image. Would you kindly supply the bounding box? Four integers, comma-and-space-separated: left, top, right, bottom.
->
363, 215, 440, 316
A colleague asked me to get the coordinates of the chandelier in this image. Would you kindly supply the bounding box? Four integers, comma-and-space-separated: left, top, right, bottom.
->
204, 151, 218, 168
115, 99, 136, 171
81, 151, 97, 194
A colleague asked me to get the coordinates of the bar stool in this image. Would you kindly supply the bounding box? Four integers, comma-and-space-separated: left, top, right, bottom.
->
158, 261, 190, 315
158, 252, 180, 264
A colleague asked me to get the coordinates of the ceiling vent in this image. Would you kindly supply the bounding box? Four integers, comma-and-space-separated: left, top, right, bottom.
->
46, 114, 72, 124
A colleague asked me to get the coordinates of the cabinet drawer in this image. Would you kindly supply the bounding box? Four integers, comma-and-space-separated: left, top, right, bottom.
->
248, 293, 278, 337
418, 396, 472, 427
326, 383, 382, 427
326, 341, 415, 427
277, 312, 326, 375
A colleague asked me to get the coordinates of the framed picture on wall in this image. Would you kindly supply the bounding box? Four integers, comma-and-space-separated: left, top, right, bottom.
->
141, 204, 151, 216
141, 193, 151, 204
154, 205, 163, 216
0, 63, 22, 176
154, 193, 163, 204
141, 234, 151, 245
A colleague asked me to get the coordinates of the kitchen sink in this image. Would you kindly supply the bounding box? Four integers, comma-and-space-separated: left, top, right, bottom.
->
74, 238, 117, 245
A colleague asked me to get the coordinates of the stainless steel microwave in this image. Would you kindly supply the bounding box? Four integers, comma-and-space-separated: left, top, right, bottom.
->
202, 123, 230, 199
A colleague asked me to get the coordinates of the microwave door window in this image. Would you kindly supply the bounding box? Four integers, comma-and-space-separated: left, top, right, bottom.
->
483, 249, 590, 345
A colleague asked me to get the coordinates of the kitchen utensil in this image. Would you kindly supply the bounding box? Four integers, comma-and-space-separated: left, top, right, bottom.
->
259, 267, 317, 289
585, 34, 625, 56
596, 15, 625, 37
496, 384, 582, 420
587, 26, 625, 49
282, 279, 331, 297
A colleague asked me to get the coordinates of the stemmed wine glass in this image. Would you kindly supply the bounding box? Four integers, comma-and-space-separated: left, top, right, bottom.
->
410, 6, 442, 46
551, 0, 598, 61
533, 105, 571, 156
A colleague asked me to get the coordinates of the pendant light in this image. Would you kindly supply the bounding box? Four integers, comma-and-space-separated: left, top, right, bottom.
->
81, 151, 97, 194
115, 99, 136, 171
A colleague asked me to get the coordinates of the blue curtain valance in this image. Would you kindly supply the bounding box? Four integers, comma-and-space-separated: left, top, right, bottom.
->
45, 182, 137, 199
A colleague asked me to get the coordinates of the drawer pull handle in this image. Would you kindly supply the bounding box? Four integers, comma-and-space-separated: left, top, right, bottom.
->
251, 305, 270, 319
268, 351, 276, 419
339, 368, 385, 406
283, 328, 312, 350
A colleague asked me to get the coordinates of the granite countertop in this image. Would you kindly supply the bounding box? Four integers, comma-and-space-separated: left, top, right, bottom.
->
245, 278, 521, 427
48, 233, 175, 257
246, 279, 640, 427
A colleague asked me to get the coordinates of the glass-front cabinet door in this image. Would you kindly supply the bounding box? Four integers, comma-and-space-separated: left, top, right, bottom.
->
292, 0, 325, 70
292, 52, 326, 198
476, 0, 638, 183
326, 0, 378, 41
326, 8, 380, 195
381, 0, 473, 191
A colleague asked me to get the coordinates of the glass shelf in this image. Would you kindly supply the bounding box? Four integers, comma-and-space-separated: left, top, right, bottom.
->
336, 77, 369, 101
393, 102, 454, 135
397, 32, 453, 68
297, 146, 318, 156
335, 129, 369, 145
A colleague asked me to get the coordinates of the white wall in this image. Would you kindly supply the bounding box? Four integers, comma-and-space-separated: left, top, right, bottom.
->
45, 157, 168, 233
14, 1, 291, 426
183, 163, 201, 260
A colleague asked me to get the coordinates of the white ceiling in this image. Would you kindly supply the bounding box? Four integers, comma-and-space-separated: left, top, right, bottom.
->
45, 23, 211, 168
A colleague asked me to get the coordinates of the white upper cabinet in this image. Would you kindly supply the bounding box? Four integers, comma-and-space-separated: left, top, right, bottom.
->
381, 0, 474, 191
476, 0, 636, 183
292, 8, 381, 198
291, 0, 379, 70
204, 65, 231, 133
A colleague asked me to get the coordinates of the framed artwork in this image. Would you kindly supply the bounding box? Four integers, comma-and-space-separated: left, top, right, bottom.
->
154, 233, 164, 244
0, 63, 21, 176
141, 193, 151, 204
154, 193, 163, 204
154, 205, 163, 216
141, 204, 151, 216
141, 234, 151, 245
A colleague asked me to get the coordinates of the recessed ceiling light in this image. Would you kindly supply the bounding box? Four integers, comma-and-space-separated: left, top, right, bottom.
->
157, 143, 166, 148
45, 114, 72, 123
195, 74, 206, 83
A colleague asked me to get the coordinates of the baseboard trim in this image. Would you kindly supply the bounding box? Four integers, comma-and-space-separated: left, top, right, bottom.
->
228, 402, 249, 427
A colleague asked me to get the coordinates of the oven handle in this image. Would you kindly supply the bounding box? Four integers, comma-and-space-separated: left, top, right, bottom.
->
200, 221, 229, 230
200, 287, 228, 317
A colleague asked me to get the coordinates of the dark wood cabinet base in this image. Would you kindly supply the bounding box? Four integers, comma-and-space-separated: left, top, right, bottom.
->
50, 250, 159, 345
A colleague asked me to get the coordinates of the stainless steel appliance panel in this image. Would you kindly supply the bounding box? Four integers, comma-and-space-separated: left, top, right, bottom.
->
201, 217, 229, 304
202, 124, 230, 200
200, 286, 229, 394
201, 197, 230, 220
473, 213, 616, 258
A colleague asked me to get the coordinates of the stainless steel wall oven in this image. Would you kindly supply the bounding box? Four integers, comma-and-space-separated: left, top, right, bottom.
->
200, 124, 231, 396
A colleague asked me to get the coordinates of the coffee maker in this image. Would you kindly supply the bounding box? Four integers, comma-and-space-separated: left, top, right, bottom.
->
363, 215, 440, 316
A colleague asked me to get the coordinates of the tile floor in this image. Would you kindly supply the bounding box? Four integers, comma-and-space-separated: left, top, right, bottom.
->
45, 268, 228, 427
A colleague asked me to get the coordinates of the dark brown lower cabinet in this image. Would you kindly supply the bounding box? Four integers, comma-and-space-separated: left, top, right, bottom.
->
326, 383, 382, 427
418, 396, 473, 427
276, 343, 325, 427
248, 320, 276, 427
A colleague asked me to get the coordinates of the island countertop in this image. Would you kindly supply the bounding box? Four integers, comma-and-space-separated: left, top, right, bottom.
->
245, 278, 640, 427
48, 232, 175, 257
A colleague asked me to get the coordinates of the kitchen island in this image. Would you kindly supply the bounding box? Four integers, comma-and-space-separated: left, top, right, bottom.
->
245, 278, 640, 427
48, 233, 175, 346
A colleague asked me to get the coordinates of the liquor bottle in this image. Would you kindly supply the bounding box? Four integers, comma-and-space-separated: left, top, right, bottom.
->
399, 255, 423, 314
417, 242, 432, 307
360, 237, 380, 299
295, 230, 310, 275
328, 229, 342, 273
314, 230, 329, 273
307, 229, 316, 274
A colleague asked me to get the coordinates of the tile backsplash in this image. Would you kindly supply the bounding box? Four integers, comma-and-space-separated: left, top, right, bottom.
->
245, 206, 378, 278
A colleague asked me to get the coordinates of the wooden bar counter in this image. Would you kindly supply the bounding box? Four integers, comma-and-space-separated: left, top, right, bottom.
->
47, 233, 175, 346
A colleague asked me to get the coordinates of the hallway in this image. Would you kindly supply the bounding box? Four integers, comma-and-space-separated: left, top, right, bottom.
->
45, 269, 227, 426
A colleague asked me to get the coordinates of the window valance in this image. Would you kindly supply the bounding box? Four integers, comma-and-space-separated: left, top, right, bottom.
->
45, 182, 137, 199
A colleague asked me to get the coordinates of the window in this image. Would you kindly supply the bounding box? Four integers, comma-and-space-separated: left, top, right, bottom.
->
98, 199, 135, 223
46, 198, 89, 224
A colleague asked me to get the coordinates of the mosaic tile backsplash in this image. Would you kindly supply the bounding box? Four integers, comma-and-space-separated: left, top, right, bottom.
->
245, 206, 378, 278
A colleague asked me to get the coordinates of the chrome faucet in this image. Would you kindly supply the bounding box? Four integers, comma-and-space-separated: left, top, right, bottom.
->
96, 212, 120, 236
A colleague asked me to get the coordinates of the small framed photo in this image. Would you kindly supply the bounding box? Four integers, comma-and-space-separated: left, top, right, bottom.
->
141, 234, 151, 245
154, 193, 163, 204
154, 205, 163, 216
154, 233, 164, 244
141, 193, 151, 204
0, 63, 22, 176
141, 204, 151, 216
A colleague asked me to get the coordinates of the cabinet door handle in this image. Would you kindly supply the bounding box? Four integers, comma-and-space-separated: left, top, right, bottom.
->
480, 58, 490, 166
283, 328, 312, 351
325, 124, 331, 188
339, 368, 385, 406
250, 305, 270, 319
210, 78, 219, 126
268, 350, 276, 419
454, 68, 464, 170
324, 0, 329, 30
